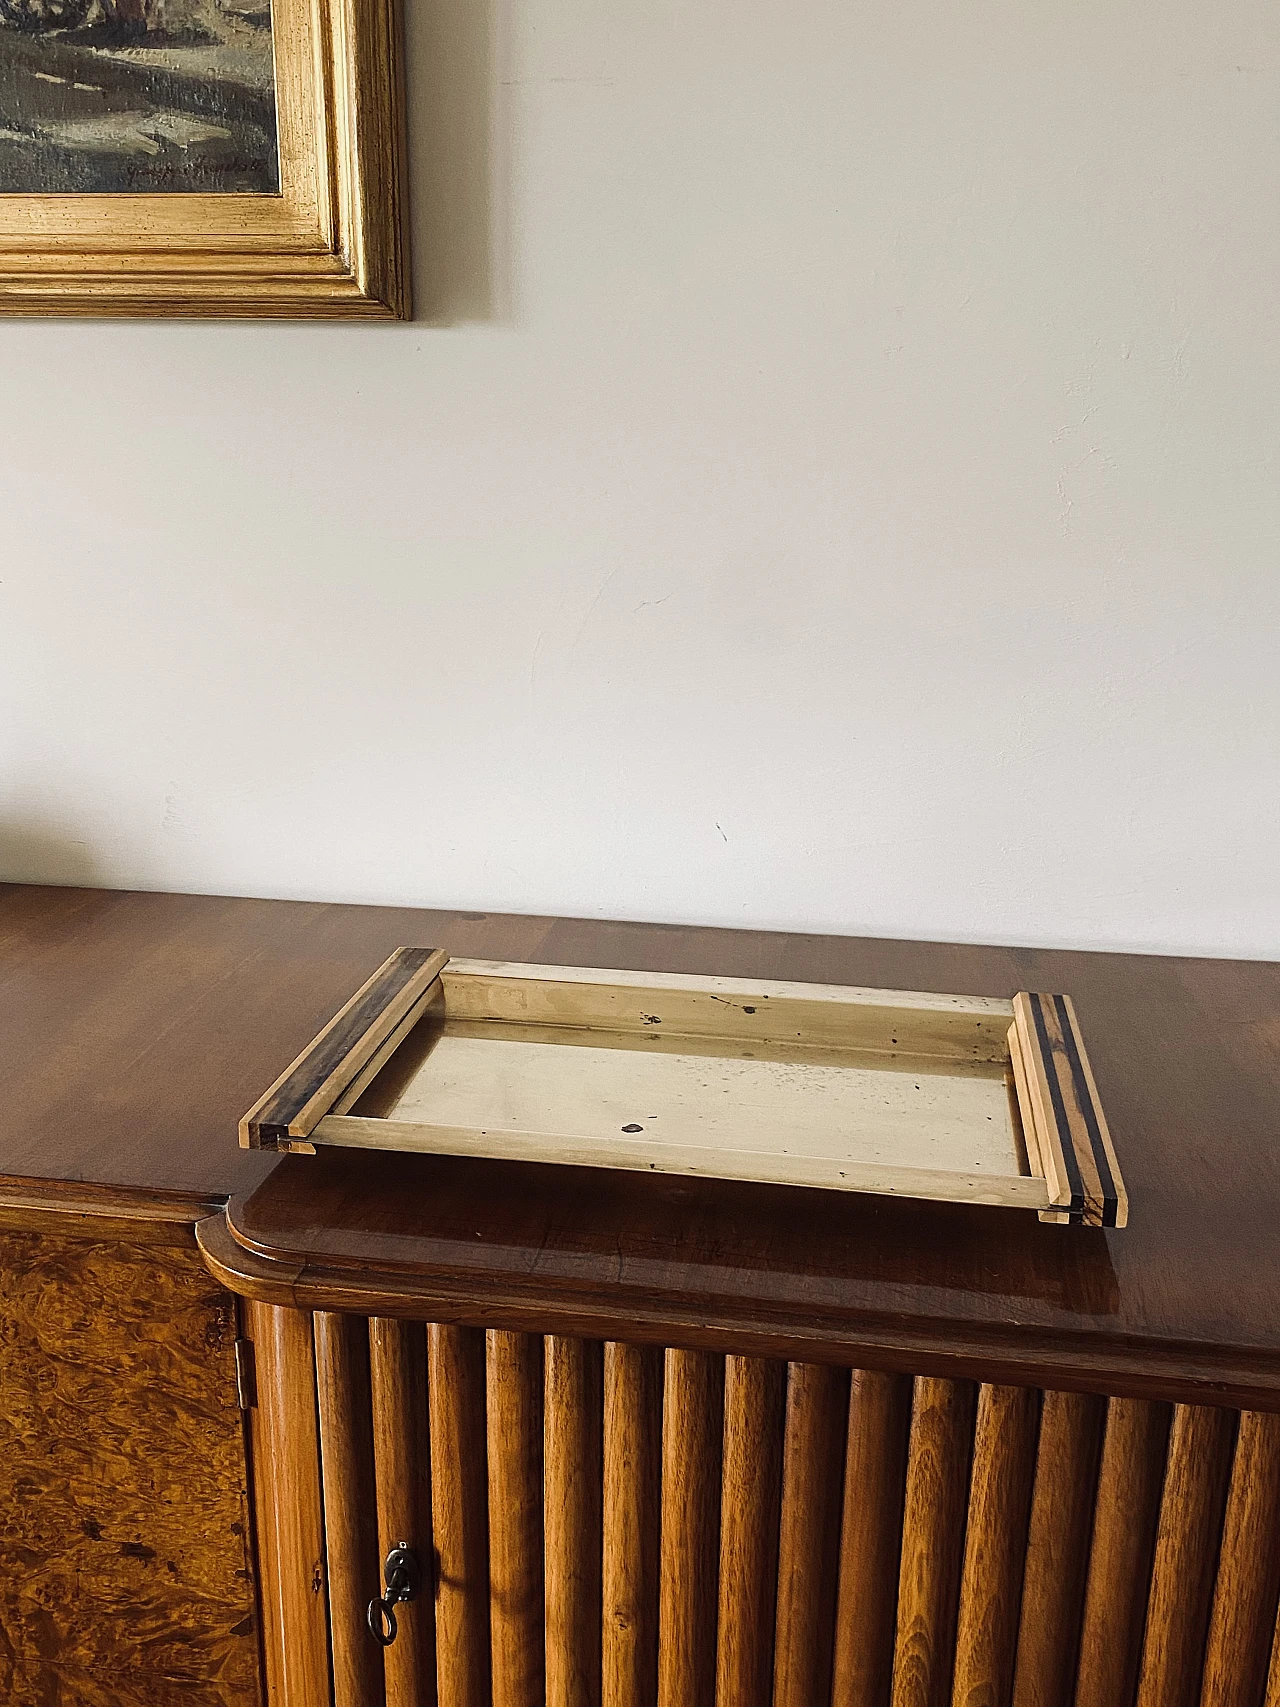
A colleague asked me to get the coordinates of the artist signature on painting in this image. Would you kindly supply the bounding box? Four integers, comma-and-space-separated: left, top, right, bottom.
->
0, 0, 279, 193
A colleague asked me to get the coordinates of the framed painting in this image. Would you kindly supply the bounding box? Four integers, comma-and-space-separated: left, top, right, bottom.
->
0, 0, 408, 315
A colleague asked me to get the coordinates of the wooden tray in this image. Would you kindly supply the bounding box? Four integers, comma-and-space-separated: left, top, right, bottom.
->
240, 949, 1127, 1227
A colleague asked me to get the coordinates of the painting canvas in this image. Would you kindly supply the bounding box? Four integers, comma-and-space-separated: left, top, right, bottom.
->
0, 0, 279, 193
0, 0, 408, 316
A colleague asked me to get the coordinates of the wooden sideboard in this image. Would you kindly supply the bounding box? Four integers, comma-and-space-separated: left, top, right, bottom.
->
3, 883, 1280, 1707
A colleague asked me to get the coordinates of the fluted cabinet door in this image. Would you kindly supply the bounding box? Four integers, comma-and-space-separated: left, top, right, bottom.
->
245, 1305, 1279, 1707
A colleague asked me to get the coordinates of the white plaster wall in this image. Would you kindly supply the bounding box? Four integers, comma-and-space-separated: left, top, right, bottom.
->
1, 0, 1278, 956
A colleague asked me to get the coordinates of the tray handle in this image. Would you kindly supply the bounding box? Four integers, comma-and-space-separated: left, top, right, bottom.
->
1010, 992, 1127, 1228
240, 947, 449, 1151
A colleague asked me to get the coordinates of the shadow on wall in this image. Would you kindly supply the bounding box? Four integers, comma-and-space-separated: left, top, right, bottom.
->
0, 819, 104, 888
405, 0, 509, 325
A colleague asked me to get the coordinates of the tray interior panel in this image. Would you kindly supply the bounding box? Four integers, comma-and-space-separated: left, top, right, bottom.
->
364, 1017, 1028, 1181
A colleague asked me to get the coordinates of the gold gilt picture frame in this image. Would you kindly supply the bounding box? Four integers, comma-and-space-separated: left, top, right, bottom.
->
0, 0, 408, 317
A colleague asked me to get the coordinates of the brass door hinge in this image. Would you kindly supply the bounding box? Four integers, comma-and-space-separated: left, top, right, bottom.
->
234, 1338, 258, 1411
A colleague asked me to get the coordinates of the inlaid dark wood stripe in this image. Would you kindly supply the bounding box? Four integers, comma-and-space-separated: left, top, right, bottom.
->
1052, 995, 1119, 1227
1028, 994, 1086, 1221
242, 947, 446, 1146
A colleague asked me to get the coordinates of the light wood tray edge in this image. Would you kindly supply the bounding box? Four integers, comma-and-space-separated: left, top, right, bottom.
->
237, 950, 1124, 1229
310, 1111, 1051, 1209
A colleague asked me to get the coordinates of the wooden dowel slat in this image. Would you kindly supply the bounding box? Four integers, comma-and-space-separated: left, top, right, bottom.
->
831, 1370, 913, 1707
1136, 1404, 1236, 1707
315, 1312, 384, 1707
716, 1356, 785, 1707
952, 1384, 1040, 1707
1265, 1602, 1280, 1707
1073, 1398, 1172, 1707
1010, 1390, 1106, 1707
1200, 1410, 1280, 1707
772, 1361, 850, 1707
249, 1313, 286, 1707
604, 1341, 663, 1707
370, 1316, 437, 1707
891, 1377, 977, 1707
428, 1324, 492, 1707
247, 1300, 333, 1707
659, 1348, 725, 1707
545, 1334, 604, 1707
487, 1330, 545, 1707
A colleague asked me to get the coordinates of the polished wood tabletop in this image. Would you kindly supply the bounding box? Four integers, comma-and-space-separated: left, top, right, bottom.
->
0, 884, 559, 1210
5, 883, 1280, 1406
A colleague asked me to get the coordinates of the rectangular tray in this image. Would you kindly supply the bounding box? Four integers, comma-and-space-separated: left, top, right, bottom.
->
240, 951, 1127, 1227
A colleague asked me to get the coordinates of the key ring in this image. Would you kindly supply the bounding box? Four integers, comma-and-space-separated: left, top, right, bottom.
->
367, 1595, 399, 1647
367, 1543, 422, 1648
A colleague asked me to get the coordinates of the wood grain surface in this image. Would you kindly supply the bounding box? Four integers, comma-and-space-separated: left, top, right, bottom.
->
247, 1299, 331, 1707
0, 884, 551, 1199
1135, 1403, 1236, 1707
831, 1370, 913, 1707
428, 1325, 492, 1707
772, 1361, 850, 1707
603, 1341, 662, 1707
1073, 1398, 1171, 1707
369, 1316, 436, 1707
11, 888, 1280, 1707
951, 1384, 1039, 1707
0, 1227, 261, 1707
486, 1330, 546, 1707
215, 910, 1280, 1410
892, 1377, 977, 1707
1009, 1389, 1106, 1707
7, 884, 1280, 1411
717, 1355, 785, 1707
314, 1311, 385, 1707
658, 1349, 723, 1707
1200, 1409, 1280, 1707
545, 1335, 604, 1707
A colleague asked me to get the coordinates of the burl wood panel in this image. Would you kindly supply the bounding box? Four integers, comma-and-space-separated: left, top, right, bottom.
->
0, 1228, 260, 1707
